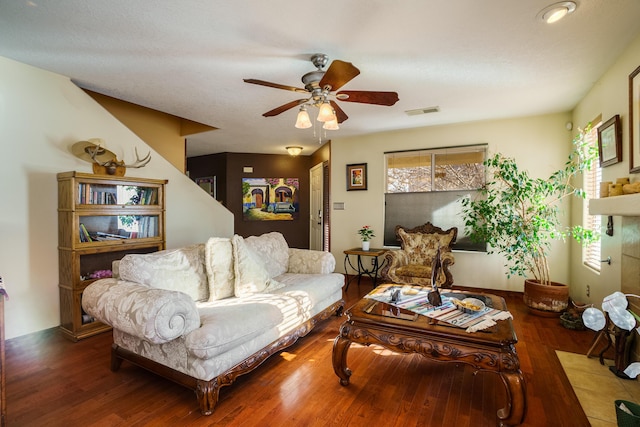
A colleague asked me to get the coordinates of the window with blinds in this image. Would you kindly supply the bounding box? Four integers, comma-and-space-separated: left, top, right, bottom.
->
583, 121, 602, 271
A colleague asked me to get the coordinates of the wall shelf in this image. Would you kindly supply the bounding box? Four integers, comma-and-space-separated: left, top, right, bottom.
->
589, 193, 640, 217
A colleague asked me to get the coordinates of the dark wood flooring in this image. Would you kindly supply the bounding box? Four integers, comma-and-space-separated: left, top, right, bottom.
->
6, 280, 605, 426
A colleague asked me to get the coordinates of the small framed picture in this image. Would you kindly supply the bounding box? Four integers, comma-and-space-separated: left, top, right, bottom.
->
598, 114, 622, 167
346, 163, 367, 191
196, 176, 216, 198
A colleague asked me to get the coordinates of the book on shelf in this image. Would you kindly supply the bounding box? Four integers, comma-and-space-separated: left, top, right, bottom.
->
79, 223, 92, 242
136, 216, 157, 238
94, 231, 129, 240
77, 183, 118, 205
136, 188, 158, 205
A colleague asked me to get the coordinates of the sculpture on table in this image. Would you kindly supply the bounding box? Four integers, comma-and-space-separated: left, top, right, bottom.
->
427, 246, 443, 307
71, 138, 151, 176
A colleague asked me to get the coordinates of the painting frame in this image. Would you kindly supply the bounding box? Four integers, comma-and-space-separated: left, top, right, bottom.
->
196, 176, 216, 198
598, 114, 622, 167
242, 177, 299, 221
629, 65, 640, 173
346, 163, 368, 191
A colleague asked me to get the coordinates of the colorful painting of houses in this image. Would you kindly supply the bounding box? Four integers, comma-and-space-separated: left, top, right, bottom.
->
242, 177, 299, 221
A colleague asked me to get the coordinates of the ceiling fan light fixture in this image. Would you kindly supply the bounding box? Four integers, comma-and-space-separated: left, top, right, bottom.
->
317, 101, 336, 122
286, 146, 303, 156
538, 2, 576, 24
323, 117, 339, 130
294, 106, 312, 129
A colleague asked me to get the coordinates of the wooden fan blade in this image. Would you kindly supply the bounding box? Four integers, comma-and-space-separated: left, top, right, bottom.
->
336, 90, 399, 106
244, 79, 308, 94
330, 100, 349, 123
319, 60, 360, 91
263, 99, 308, 117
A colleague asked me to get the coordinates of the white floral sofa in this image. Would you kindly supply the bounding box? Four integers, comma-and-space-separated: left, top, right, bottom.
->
82, 232, 345, 415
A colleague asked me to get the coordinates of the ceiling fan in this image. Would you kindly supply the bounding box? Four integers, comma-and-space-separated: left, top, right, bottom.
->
243, 53, 399, 126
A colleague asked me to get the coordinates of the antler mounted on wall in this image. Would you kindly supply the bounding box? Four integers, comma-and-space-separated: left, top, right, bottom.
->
71, 139, 151, 176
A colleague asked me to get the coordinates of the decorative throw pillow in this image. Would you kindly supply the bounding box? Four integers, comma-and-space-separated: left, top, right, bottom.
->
204, 237, 235, 301
244, 232, 290, 277
118, 244, 208, 302
232, 234, 285, 297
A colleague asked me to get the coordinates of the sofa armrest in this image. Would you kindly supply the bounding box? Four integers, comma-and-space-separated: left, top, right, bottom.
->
287, 248, 336, 274
81, 278, 201, 344
441, 251, 455, 267
385, 249, 409, 269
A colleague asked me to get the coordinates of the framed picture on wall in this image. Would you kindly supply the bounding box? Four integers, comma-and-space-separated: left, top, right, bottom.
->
241, 177, 299, 221
346, 163, 367, 191
196, 176, 216, 198
598, 114, 622, 167
629, 65, 640, 173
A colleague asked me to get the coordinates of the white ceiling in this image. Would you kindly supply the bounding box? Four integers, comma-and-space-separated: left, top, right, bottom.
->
1, 1, 640, 157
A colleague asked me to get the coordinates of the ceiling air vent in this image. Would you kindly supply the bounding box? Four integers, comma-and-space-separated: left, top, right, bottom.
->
405, 106, 440, 116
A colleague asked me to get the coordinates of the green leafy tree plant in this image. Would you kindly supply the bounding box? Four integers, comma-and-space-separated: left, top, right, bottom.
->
461, 127, 599, 286
357, 225, 376, 242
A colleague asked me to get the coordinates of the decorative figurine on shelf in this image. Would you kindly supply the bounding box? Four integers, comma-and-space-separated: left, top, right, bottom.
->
71, 138, 151, 176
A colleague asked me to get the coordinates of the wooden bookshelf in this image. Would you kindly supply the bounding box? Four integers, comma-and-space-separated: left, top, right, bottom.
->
57, 171, 167, 341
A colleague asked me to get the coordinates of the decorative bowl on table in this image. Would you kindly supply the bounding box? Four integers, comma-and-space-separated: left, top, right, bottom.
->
451, 297, 486, 314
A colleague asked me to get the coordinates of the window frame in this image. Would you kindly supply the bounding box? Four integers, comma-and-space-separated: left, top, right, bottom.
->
583, 118, 603, 272
383, 144, 487, 250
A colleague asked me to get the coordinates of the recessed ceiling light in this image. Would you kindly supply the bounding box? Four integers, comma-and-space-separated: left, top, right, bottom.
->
537, 1, 577, 24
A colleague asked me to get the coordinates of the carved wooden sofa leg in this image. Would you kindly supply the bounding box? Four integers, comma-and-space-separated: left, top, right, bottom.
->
196, 380, 221, 416
110, 343, 123, 372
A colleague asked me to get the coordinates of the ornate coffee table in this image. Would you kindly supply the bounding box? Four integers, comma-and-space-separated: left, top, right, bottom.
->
332, 292, 526, 426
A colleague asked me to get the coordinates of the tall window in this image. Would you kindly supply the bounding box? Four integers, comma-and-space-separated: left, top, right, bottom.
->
384, 145, 486, 249
583, 121, 602, 271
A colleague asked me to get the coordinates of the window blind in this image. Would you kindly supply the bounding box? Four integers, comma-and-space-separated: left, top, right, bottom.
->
583, 123, 602, 271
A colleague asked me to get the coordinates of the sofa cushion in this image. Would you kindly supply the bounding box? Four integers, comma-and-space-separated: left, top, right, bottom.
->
204, 237, 235, 301
273, 272, 345, 311
244, 232, 290, 277
187, 293, 296, 359
119, 244, 208, 302
232, 235, 285, 297
395, 264, 431, 278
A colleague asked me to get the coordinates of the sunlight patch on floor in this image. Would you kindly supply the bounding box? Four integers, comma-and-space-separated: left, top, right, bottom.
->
280, 351, 297, 362
556, 350, 640, 426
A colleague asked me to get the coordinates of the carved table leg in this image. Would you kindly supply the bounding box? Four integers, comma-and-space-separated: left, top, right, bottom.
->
497, 370, 526, 427
332, 335, 353, 386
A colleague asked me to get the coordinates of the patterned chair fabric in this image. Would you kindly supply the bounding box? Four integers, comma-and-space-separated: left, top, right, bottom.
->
381, 223, 457, 288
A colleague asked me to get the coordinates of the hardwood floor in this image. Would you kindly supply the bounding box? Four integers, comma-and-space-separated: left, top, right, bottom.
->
6, 280, 604, 426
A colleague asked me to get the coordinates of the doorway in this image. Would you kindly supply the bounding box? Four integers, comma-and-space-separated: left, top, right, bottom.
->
310, 161, 329, 251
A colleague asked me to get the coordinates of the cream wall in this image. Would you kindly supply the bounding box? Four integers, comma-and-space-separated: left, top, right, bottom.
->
0, 56, 233, 339
570, 33, 640, 305
330, 112, 574, 292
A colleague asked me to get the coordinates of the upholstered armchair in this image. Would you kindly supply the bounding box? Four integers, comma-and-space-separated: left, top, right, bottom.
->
381, 223, 457, 288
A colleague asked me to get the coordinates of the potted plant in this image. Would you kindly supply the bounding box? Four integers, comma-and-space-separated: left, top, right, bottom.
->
461, 127, 599, 316
357, 225, 375, 251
